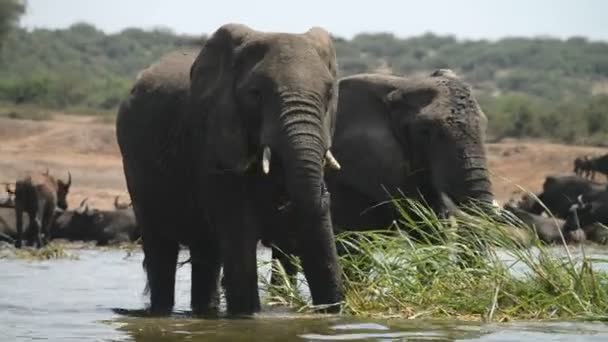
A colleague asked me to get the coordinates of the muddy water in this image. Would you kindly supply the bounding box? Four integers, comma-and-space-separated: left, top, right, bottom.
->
1, 246, 608, 341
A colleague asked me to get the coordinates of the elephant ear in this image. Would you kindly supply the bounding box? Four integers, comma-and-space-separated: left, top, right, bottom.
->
189, 23, 255, 172
304, 27, 338, 150
383, 86, 437, 127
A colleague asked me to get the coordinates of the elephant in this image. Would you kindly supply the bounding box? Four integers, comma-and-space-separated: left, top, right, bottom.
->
327, 70, 493, 231
116, 24, 343, 316
267, 69, 495, 284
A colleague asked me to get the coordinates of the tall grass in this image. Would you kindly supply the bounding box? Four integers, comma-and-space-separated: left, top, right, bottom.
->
264, 199, 608, 321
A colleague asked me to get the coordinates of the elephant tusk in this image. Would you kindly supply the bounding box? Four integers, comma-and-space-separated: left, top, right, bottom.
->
262, 146, 271, 175
325, 150, 341, 170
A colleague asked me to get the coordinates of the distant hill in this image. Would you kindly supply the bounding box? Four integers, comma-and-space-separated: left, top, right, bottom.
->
1, 23, 607, 145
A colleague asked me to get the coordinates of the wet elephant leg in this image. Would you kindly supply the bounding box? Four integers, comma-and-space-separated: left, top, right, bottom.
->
142, 230, 179, 315
190, 233, 221, 316
213, 177, 261, 315
220, 220, 260, 315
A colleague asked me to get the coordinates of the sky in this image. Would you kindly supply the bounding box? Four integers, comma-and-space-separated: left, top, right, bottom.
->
19, 0, 608, 41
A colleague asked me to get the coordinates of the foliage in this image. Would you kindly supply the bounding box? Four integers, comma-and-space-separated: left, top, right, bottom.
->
1, 23, 608, 144
0, 0, 24, 43
264, 199, 608, 321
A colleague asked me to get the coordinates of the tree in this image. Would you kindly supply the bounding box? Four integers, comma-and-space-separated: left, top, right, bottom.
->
0, 0, 25, 43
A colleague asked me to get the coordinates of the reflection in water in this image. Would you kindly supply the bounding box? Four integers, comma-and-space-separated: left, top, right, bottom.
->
1, 246, 608, 341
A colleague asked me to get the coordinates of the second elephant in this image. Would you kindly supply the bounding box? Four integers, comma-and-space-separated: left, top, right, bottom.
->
329, 70, 494, 231
269, 70, 495, 282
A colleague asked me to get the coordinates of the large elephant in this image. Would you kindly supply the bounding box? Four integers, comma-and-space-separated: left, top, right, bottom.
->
268, 70, 494, 284
327, 70, 493, 232
116, 24, 343, 316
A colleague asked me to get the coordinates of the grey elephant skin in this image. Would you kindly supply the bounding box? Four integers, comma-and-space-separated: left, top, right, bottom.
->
116, 24, 343, 316
328, 71, 493, 231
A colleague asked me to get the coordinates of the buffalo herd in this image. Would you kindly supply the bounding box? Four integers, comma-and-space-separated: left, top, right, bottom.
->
0, 170, 140, 247
2, 156, 608, 250
504, 158, 608, 245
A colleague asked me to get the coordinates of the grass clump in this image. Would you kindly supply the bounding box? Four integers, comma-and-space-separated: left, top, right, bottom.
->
2, 241, 78, 260
264, 199, 608, 321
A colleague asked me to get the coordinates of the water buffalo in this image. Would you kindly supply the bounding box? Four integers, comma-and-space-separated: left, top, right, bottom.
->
52, 198, 140, 245
0, 184, 15, 208
503, 204, 585, 244
574, 156, 594, 179
114, 195, 132, 210
528, 175, 606, 218
564, 196, 608, 244
574, 154, 608, 181
13, 171, 71, 248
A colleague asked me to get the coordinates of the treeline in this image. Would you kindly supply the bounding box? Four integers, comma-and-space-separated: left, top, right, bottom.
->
1, 23, 608, 144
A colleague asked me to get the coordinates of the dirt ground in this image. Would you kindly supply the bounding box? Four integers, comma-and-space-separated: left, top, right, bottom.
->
1, 114, 607, 209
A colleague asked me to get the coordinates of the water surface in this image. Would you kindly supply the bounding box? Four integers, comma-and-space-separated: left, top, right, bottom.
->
1, 245, 608, 341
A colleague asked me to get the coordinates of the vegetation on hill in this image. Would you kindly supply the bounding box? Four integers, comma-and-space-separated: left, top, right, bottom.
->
0, 22, 607, 144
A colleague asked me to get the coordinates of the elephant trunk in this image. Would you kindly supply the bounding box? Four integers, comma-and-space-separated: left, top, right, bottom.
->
279, 92, 326, 216
461, 154, 493, 205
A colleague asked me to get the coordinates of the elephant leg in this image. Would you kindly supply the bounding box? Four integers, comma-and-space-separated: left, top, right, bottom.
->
190, 236, 221, 316
142, 231, 179, 315
14, 207, 23, 248
270, 246, 297, 287
220, 219, 260, 315
297, 203, 343, 312
213, 178, 260, 315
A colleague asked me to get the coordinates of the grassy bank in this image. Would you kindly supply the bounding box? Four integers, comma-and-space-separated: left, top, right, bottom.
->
265, 199, 608, 322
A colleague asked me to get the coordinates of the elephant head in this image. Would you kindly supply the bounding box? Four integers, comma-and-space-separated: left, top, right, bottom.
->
188, 24, 340, 215
385, 70, 493, 212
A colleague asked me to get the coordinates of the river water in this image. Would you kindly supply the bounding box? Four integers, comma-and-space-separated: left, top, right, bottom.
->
1, 245, 608, 341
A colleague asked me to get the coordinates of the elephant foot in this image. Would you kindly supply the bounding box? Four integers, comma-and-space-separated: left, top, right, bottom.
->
14, 240, 22, 249
143, 238, 179, 317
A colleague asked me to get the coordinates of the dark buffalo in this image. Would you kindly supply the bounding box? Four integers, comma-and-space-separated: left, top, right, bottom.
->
574, 156, 594, 179
114, 195, 132, 210
0, 208, 20, 243
13, 171, 71, 248
564, 196, 608, 244
575, 154, 608, 181
0, 184, 15, 208
503, 204, 585, 244
528, 175, 606, 218
52, 198, 140, 245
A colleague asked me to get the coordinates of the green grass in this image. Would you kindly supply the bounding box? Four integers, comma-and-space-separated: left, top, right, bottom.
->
264, 199, 608, 322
